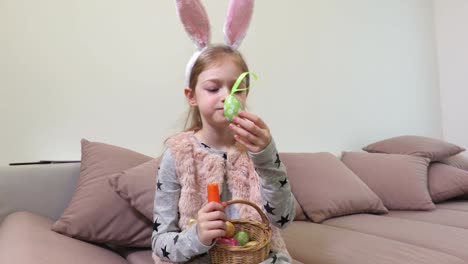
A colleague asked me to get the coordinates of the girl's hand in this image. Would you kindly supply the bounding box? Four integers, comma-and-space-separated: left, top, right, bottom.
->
196, 202, 226, 246
229, 110, 272, 153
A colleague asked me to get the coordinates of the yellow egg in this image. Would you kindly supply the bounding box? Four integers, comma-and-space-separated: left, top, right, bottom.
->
225, 221, 236, 238
188, 218, 197, 227
244, 241, 259, 247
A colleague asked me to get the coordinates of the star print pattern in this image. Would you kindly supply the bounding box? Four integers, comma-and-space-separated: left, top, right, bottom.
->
250, 145, 294, 231
152, 139, 294, 262
161, 245, 170, 259
279, 178, 288, 188
202, 142, 227, 160
157, 180, 162, 191
201, 143, 211, 149
153, 218, 161, 232
276, 214, 290, 227
275, 153, 281, 168
264, 201, 276, 215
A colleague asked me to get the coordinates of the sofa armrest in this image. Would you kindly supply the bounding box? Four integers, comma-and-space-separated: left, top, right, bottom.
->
0, 163, 80, 224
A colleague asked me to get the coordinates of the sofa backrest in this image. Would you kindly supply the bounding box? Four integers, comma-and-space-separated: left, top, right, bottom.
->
0, 163, 80, 224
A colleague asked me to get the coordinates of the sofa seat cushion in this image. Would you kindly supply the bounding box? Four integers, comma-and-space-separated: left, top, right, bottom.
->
122, 249, 152, 264
281, 221, 464, 264
0, 211, 128, 264
121, 248, 305, 264
385, 208, 468, 229
323, 214, 468, 262
436, 200, 468, 211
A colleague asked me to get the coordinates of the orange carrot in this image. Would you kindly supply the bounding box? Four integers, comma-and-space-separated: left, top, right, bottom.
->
207, 183, 220, 203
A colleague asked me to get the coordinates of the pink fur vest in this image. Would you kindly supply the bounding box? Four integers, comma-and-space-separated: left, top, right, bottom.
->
153, 131, 289, 264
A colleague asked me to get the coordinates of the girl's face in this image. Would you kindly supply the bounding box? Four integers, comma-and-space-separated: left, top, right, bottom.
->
186, 58, 247, 129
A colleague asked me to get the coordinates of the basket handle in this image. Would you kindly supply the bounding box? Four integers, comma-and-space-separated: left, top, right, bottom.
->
225, 199, 270, 226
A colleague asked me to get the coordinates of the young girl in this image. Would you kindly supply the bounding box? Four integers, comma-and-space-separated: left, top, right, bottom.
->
151, 45, 295, 264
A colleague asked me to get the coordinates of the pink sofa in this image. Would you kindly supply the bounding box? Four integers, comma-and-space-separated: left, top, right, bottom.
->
282, 200, 468, 264
1, 149, 468, 263
0, 162, 305, 264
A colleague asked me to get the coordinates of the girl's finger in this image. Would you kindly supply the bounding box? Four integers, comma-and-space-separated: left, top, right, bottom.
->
231, 116, 262, 137
229, 123, 258, 145
238, 111, 268, 129
200, 220, 226, 231
202, 210, 226, 222
234, 134, 257, 152
206, 230, 226, 240
200, 202, 225, 213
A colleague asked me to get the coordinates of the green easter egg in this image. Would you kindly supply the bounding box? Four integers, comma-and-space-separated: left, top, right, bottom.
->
234, 231, 250, 246
224, 95, 243, 122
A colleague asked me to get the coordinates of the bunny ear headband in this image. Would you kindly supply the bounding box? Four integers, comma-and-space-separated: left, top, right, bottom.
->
175, 0, 255, 86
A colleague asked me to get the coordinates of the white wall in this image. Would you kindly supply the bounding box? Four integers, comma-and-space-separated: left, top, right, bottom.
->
0, 0, 442, 165
434, 0, 468, 155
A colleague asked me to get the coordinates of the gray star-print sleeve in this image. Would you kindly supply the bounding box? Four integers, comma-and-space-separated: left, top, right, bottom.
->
249, 138, 295, 229
152, 150, 213, 262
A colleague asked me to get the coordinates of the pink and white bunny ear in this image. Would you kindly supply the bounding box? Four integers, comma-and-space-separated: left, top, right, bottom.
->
224, 0, 255, 49
175, 0, 211, 50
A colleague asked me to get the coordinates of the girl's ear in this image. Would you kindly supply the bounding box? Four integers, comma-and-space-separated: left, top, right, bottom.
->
184, 87, 197, 106
224, 0, 255, 49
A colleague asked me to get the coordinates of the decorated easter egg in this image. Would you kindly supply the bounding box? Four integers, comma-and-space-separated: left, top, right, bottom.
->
223, 71, 257, 122
224, 95, 243, 122
234, 231, 250, 246
225, 221, 236, 238
218, 237, 239, 246
244, 241, 259, 247
188, 218, 197, 227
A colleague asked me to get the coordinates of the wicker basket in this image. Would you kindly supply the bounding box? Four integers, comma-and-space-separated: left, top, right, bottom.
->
209, 199, 272, 264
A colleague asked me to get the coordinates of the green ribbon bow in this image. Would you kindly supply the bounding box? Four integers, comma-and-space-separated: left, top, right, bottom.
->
224, 72, 258, 122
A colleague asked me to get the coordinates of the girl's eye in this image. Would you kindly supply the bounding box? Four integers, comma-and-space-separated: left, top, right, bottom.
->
207, 87, 220, 93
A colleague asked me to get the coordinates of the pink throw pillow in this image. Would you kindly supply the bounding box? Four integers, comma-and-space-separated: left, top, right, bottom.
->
109, 159, 160, 220
342, 152, 435, 210
108, 157, 309, 221
440, 154, 468, 171
279, 153, 387, 223
363, 135, 464, 161
292, 194, 307, 221
52, 139, 153, 247
428, 163, 468, 203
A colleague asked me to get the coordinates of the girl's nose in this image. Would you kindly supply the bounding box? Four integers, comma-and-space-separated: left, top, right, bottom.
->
220, 87, 230, 102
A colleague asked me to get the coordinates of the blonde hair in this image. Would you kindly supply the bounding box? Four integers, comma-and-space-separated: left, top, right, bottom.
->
184, 45, 250, 132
